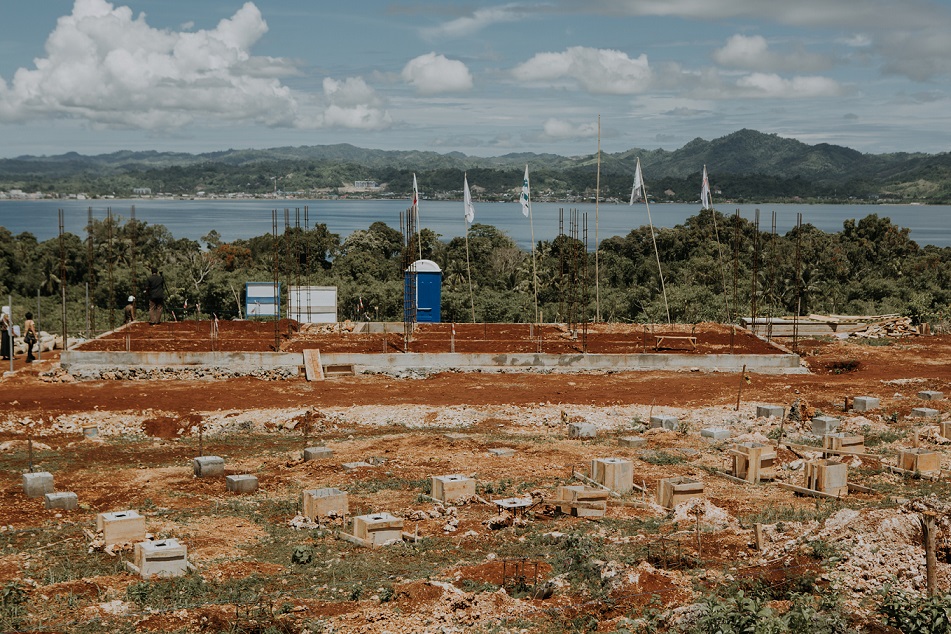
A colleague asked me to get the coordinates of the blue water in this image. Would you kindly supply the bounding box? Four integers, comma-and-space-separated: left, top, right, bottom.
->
1, 198, 949, 248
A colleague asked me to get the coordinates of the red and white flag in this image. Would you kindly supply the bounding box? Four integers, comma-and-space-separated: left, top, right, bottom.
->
412, 173, 419, 208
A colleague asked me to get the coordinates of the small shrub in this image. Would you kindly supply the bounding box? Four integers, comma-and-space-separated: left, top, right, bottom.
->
878, 586, 951, 634
640, 451, 686, 465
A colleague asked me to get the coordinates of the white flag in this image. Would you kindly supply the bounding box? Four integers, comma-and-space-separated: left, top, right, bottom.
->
412, 173, 419, 208
629, 158, 644, 205
463, 174, 475, 224
700, 165, 711, 210
519, 165, 530, 217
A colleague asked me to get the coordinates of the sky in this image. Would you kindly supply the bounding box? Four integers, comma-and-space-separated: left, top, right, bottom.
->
1, 0, 951, 159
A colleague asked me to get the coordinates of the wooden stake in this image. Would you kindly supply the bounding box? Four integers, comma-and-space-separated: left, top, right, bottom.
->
922, 512, 938, 597
198, 421, 204, 458
28, 437, 34, 473
735, 364, 747, 411
754, 523, 764, 551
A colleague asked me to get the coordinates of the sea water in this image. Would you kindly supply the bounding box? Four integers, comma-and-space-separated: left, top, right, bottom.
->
1, 199, 949, 249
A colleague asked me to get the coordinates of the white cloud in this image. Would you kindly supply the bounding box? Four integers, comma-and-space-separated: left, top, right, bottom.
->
422, 5, 525, 39
0, 0, 301, 128
321, 77, 391, 129
512, 46, 652, 94
402, 53, 473, 94
735, 73, 844, 98
713, 34, 831, 73
541, 118, 598, 139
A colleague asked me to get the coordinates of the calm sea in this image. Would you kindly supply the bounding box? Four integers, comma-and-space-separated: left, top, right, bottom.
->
1, 198, 949, 248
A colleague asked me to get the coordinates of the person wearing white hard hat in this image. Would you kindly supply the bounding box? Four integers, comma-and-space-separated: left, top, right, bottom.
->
124, 295, 136, 324
0, 306, 11, 361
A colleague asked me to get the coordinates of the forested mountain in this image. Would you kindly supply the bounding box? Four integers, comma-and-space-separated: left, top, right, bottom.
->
2, 129, 950, 203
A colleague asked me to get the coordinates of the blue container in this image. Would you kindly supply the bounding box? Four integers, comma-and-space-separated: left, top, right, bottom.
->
404, 259, 442, 323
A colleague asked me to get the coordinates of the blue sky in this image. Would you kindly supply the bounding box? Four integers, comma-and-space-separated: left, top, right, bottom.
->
1, 0, 950, 158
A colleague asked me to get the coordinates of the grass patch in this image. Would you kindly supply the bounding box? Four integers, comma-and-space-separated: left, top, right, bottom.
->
639, 450, 687, 465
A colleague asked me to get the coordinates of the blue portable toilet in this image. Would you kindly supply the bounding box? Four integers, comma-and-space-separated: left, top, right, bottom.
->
404, 259, 442, 323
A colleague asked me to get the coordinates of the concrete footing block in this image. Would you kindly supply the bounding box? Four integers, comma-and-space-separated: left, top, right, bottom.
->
303, 488, 348, 519
431, 474, 476, 503
851, 396, 880, 412
811, 416, 841, 435
44, 492, 78, 510
226, 474, 258, 494
568, 423, 597, 438
303, 446, 333, 461
918, 390, 944, 401
590, 457, 634, 493
22, 472, 54, 498
134, 539, 188, 579
353, 513, 404, 546
911, 407, 940, 419
97, 510, 147, 545
701, 427, 731, 441
192, 456, 225, 477
650, 415, 679, 431
756, 405, 784, 419
618, 436, 646, 448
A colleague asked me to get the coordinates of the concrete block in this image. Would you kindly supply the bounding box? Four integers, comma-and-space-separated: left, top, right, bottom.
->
226, 474, 258, 494
556, 485, 608, 517
811, 416, 841, 435
756, 405, 784, 419
353, 512, 404, 546
804, 460, 848, 496
851, 396, 880, 412
134, 539, 188, 579
618, 436, 646, 448
918, 390, 944, 401
911, 407, 940, 419
44, 492, 78, 510
22, 472, 54, 498
192, 456, 224, 477
302, 487, 348, 519
97, 510, 146, 545
590, 457, 634, 494
656, 477, 703, 509
900, 449, 941, 474
701, 427, 731, 441
568, 422, 597, 439
650, 415, 679, 431
82, 425, 99, 439
823, 433, 865, 454
487, 448, 515, 458
303, 446, 333, 461
342, 461, 373, 470
431, 474, 476, 503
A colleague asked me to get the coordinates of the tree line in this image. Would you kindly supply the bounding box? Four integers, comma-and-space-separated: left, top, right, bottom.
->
0, 209, 949, 334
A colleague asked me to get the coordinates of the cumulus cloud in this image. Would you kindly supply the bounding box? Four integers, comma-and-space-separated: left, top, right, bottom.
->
713, 34, 832, 73
512, 46, 651, 94
0, 0, 302, 128
541, 118, 598, 139
422, 5, 525, 38
402, 53, 473, 94
321, 77, 391, 129
735, 73, 844, 98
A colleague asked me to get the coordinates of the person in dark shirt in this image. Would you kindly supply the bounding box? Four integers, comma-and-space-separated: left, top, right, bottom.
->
145, 267, 165, 325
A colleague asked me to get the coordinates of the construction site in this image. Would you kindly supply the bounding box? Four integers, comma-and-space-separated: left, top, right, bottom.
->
0, 312, 950, 633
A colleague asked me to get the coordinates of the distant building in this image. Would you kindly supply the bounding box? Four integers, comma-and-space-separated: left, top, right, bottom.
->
354, 180, 380, 190
133, 187, 152, 196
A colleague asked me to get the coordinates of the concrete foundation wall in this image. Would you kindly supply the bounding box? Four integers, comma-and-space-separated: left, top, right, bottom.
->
63, 350, 805, 375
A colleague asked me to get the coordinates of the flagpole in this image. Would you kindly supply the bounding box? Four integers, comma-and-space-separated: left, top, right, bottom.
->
596, 115, 606, 323
703, 165, 731, 324
463, 173, 476, 323
527, 167, 539, 324
413, 173, 423, 264
636, 158, 671, 324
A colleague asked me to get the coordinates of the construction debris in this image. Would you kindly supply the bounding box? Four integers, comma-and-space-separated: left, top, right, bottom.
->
848, 316, 919, 339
